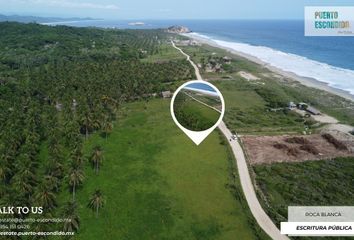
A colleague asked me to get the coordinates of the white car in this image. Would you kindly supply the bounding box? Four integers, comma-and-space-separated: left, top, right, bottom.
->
231, 134, 238, 140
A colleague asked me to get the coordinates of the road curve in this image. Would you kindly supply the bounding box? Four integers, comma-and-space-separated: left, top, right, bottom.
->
218, 122, 289, 240
171, 41, 202, 80
172, 40, 289, 240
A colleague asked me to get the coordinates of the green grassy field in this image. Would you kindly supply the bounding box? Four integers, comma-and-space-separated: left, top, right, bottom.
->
186, 91, 222, 110
71, 99, 266, 240
142, 43, 186, 63
174, 92, 221, 131
211, 80, 307, 135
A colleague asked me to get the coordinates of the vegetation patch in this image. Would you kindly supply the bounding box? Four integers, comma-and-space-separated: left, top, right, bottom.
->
173, 91, 220, 131
253, 157, 354, 240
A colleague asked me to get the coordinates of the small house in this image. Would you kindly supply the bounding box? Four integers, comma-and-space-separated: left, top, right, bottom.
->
288, 101, 297, 109
223, 56, 232, 64
214, 63, 223, 73
161, 91, 172, 98
297, 102, 308, 110
72, 99, 78, 110
55, 102, 63, 111
306, 106, 321, 115
205, 63, 214, 73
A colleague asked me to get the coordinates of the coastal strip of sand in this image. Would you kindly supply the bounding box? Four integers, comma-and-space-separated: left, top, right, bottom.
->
183, 33, 354, 102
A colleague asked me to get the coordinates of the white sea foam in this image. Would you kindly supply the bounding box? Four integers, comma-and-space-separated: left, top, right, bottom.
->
184, 87, 219, 97
189, 32, 354, 96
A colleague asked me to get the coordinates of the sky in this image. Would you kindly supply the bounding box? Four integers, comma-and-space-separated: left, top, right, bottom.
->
1, 0, 353, 20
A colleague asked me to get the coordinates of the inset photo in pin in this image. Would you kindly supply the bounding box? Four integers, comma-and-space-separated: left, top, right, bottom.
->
173, 82, 222, 131
170, 80, 225, 145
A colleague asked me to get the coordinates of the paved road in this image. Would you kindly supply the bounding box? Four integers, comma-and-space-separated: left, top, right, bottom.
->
172, 41, 289, 240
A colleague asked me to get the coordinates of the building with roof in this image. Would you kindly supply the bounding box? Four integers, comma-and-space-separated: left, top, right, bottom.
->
306, 106, 321, 115
161, 91, 172, 98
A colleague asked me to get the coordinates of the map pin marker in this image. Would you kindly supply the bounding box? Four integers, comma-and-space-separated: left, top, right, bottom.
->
170, 80, 225, 145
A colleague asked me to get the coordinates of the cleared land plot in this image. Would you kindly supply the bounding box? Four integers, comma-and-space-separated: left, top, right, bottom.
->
238, 71, 260, 81
242, 134, 353, 165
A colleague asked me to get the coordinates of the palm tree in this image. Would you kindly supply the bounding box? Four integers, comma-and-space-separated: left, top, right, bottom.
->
48, 137, 61, 157
101, 118, 113, 140
62, 201, 80, 232
34, 184, 56, 210
12, 173, 35, 197
68, 165, 84, 201
80, 111, 99, 139
70, 146, 84, 168
44, 174, 60, 192
90, 146, 103, 175
87, 189, 104, 218
13, 155, 37, 196
0, 159, 11, 183
46, 160, 64, 179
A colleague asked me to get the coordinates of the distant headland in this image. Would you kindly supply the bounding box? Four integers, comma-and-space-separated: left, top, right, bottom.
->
166, 25, 191, 33
0, 14, 100, 24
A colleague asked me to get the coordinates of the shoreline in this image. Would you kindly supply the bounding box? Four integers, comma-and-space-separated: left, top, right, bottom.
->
183, 87, 219, 97
183, 33, 354, 102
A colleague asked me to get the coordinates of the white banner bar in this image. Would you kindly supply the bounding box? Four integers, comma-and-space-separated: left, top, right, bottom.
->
281, 222, 354, 236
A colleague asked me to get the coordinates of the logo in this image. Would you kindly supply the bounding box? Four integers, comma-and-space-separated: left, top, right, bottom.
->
305, 7, 354, 36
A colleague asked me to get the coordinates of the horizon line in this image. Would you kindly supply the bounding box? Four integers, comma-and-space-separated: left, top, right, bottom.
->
0, 13, 304, 21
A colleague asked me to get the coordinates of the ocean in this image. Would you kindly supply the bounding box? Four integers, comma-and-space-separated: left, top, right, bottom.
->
45, 20, 354, 96
185, 83, 217, 93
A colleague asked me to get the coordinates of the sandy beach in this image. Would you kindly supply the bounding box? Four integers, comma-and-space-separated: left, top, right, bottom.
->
183, 33, 354, 102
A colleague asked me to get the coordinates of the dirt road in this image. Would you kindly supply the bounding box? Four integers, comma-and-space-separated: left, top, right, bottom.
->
182, 91, 222, 113
171, 41, 202, 80
172, 41, 289, 240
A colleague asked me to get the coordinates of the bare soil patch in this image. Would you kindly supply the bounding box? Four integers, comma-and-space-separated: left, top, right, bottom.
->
238, 71, 260, 81
242, 134, 353, 165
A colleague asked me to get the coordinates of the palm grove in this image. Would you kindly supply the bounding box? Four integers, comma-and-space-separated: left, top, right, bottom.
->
0, 22, 194, 235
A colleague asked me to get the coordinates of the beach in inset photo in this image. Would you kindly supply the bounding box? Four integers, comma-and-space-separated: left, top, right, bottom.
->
173, 82, 222, 131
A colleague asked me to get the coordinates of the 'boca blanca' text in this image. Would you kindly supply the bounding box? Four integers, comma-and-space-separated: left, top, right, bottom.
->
305, 211, 342, 217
